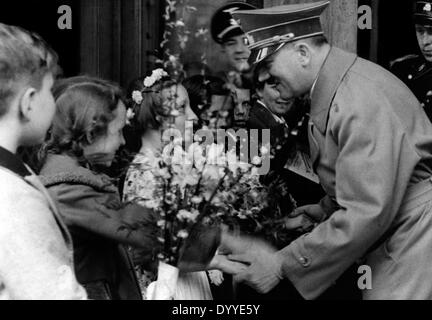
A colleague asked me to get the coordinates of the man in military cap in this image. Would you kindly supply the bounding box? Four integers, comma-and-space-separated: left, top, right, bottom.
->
210, 1, 257, 127
211, 1, 256, 77
220, 1, 432, 300
391, 1, 432, 122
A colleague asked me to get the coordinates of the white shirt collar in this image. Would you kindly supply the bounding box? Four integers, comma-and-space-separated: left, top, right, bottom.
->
310, 76, 318, 96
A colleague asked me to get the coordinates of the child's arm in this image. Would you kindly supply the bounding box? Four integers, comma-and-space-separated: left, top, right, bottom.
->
50, 183, 159, 252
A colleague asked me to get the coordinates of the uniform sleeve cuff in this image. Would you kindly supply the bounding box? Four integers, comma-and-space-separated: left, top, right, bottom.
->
277, 238, 317, 299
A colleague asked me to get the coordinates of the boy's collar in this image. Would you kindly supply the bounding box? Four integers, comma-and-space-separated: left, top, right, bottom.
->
0, 145, 31, 177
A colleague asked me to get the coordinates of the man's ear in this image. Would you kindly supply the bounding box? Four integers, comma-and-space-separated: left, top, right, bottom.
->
294, 42, 312, 68
18, 87, 36, 122
256, 88, 264, 100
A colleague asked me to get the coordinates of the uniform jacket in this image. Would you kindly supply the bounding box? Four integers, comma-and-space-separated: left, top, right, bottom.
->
0, 147, 86, 300
247, 100, 292, 171
279, 47, 432, 299
40, 154, 158, 300
390, 54, 432, 122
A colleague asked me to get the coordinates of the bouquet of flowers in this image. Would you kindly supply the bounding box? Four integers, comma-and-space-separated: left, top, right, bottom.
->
141, 142, 263, 267
137, 140, 297, 268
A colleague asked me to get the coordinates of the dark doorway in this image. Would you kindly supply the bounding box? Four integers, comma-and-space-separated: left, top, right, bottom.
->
0, 0, 81, 171
358, 0, 420, 69
377, 0, 419, 68
0, 0, 81, 77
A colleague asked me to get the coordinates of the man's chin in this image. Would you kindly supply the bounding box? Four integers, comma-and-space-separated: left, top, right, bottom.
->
423, 53, 432, 63
234, 61, 250, 73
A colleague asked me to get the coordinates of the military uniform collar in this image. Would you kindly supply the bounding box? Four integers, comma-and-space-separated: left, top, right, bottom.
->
310, 46, 357, 134
0, 145, 31, 177
412, 57, 432, 80
256, 100, 288, 126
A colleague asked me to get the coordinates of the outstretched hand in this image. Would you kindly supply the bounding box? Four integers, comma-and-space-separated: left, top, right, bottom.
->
218, 233, 285, 294
208, 254, 248, 274
281, 204, 325, 232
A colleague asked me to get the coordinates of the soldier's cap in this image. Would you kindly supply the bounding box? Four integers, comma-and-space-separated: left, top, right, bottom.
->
414, 1, 432, 26
211, 2, 257, 44
232, 1, 330, 65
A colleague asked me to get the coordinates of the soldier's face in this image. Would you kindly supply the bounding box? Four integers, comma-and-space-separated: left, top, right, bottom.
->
222, 35, 251, 72
416, 24, 432, 62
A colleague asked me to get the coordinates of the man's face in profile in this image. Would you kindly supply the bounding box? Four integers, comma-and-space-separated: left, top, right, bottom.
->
416, 24, 432, 62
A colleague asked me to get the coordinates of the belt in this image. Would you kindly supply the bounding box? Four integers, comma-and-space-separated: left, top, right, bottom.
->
367, 177, 432, 255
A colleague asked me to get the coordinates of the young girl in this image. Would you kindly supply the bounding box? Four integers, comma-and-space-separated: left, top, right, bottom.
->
39, 76, 159, 300
123, 72, 216, 300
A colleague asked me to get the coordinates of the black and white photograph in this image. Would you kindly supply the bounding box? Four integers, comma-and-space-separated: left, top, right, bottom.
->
0, 0, 432, 307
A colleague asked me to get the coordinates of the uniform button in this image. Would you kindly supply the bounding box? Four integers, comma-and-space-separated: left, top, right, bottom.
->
408, 74, 413, 80
299, 257, 310, 267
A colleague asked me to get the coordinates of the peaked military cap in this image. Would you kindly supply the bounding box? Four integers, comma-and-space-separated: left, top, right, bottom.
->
232, 1, 330, 64
210, 2, 257, 44
414, 1, 432, 26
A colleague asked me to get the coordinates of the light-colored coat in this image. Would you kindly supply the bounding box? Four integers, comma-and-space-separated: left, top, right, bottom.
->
279, 47, 432, 300
0, 166, 87, 300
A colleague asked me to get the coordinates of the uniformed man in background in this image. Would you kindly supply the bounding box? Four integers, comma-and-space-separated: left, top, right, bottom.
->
391, 0, 432, 122
210, 1, 257, 128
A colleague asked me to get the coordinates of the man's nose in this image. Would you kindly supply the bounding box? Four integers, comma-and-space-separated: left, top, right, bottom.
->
421, 33, 432, 46
236, 43, 250, 54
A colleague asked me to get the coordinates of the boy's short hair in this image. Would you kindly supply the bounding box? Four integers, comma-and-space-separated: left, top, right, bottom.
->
0, 23, 60, 118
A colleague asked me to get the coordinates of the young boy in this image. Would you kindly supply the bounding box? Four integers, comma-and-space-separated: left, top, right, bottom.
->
0, 23, 87, 299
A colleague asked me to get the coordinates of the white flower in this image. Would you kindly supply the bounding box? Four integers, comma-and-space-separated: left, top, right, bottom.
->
203, 165, 223, 180
169, 55, 177, 64
145, 199, 159, 209
157, 168, 171, 180
191, 196, 203, 204
252, 156, 262, 166
143, 68, 168, 88
144, 76, 155, 88
152, 68, 168, 79
132, 90, 143, 104
175, 20, 185, 27
157, 220, 165, 227
208, 270, 224, 286
177, 209, 199, 222
177, 230, 189, 239
126, 108, 135, 126
260, 145, 270, 155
